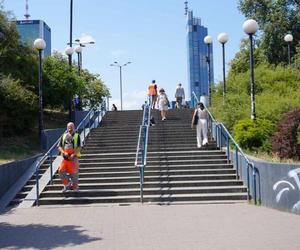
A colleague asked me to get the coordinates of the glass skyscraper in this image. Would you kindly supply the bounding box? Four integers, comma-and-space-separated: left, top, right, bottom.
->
16, 20, 51, 57
187, 11, 214, 107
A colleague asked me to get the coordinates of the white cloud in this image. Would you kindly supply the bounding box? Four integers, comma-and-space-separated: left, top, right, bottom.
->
78, 33, 96, 44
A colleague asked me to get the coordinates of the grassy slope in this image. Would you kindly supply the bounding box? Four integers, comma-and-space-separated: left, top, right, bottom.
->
0, 110, 69, 164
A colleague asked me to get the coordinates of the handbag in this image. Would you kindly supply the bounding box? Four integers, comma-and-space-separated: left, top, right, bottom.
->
167, 99, 170, 107
193, 113, 199, 125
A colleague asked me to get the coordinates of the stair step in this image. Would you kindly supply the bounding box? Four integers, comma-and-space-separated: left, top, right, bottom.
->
45, 180, 245, 190
38, 192, 248, 205
50, 174, 238, 184
41, 186, 247, 198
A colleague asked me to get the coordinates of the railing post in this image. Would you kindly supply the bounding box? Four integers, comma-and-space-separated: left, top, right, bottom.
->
216, 125, 219, 148
219, 127, 223, 150
83, 118, 86, 144
140, 167, 144, 203
88, 112, 91, 133
35, 167, 40, 206
235, 146, 239, 179
253, 166, 257, 205
247, 162, 251, 201
49, 153, 53, 185
226, 135, 230, 162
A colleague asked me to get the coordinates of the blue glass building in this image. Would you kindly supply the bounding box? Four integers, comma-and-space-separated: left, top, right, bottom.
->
187, 11, 214, 107
16, 20, 51, 57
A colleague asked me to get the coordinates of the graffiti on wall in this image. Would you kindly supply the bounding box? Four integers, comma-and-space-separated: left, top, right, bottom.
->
273, 168, 300, 213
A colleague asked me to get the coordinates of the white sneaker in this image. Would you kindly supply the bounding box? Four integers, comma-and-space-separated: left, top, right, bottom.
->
62, 183, 72, 193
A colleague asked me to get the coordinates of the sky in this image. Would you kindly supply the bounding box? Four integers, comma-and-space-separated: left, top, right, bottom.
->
4, 0, 247, 110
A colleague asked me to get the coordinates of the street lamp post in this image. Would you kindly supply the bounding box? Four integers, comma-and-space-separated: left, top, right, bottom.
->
69, 0, 73, 66
204, 35, 212, 106
75, 46, 82, 75
284, 34, 293, 65
65, 46, 74, 118
110, 61, 131, 111
72, 39, 95, 75
243, 19, 259, 121
217, 32, 229, 103
33, 38, 46, 145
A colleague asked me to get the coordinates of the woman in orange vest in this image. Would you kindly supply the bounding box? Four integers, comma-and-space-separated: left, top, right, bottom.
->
58, 122, 81, 192
148, 80, 158, 109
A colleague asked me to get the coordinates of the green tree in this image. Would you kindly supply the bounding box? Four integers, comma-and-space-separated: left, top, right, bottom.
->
229, 39, 266, 75
238, 0, 300, 65
0, 76, 37, 136
0, 9, 37, 89
212, 63, 300, 133
42, 52, 84, 110
43, 52, 110, 110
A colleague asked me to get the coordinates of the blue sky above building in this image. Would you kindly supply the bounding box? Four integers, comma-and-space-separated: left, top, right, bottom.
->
4, 0, 246, 110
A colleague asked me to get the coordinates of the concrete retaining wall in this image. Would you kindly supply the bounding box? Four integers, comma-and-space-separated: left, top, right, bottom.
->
42, 128, 65, 151
230, 152, 300, 214
0, 155, 40, 198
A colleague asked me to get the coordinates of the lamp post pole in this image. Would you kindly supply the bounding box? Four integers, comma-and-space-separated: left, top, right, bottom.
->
204, 35, 212, 106
75, 46, 82, 76
34, 38, 46, 145
284, 34, 293, 65
65, 46, 74, 118
73, 39, 95, 75
119, 65, 123, 110
110, 61, 131, 111
218, 32, 229, 104
243, 19, 259, 121
69, 0, 73, 66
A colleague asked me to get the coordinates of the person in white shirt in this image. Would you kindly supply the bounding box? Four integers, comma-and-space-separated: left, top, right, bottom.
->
191, 102, 208, 148
174, 83, 185, 109
156, 88, 169, 121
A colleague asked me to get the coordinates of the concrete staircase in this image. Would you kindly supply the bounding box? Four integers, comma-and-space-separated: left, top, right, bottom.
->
34, 109, 248, 205
8, 157, 53, 207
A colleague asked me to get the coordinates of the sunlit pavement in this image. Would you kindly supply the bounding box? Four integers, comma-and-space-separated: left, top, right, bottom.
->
1, 203, 300, 250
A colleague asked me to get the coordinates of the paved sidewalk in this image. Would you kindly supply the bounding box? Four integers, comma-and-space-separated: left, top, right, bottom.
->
0, 203, 300, 250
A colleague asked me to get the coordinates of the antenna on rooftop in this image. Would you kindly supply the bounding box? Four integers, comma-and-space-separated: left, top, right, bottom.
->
24, 0, 30, 20
184, 1, 188, 15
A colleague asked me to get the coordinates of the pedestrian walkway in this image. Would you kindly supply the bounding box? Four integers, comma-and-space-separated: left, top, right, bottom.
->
1, 203, 300, 250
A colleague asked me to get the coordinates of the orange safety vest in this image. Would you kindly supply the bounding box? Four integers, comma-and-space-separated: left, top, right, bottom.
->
148, 83, 157, 96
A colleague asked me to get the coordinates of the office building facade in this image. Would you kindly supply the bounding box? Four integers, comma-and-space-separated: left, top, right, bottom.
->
16, 20, 51, 57
187, 11, 213, 107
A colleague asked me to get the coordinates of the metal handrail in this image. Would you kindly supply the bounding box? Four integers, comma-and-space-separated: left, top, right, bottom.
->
35, 100, 107, 206
134, 97, 151, 202
191, 91, 260, 204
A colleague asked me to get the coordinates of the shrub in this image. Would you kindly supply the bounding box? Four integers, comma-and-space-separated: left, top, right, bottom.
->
272, 108, 300, 159
234, 118, 275, 151
0, 76, 38, 136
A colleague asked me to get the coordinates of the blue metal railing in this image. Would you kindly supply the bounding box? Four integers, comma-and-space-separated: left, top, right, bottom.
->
192, 92, 260, 204
34, 100, 107, 206
134, 98, 151, 202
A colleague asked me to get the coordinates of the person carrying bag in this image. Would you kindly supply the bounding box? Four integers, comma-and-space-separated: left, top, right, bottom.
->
191, 102, 208, 148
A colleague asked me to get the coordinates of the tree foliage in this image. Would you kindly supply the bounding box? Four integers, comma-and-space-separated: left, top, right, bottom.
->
272, 108, 300, 159
0, 7, 110, 139
211, 63, 300, 151
0, 76, 38, 136
0, 9, 37, 89
234, 118, 274, 151
42, 52, 110, 110
238, 0, 300, 65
